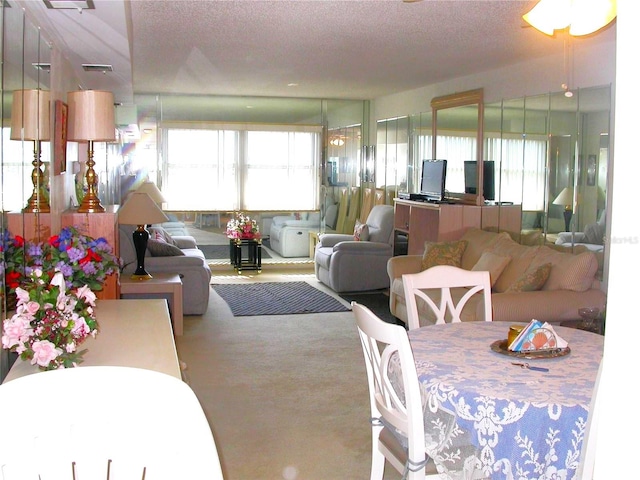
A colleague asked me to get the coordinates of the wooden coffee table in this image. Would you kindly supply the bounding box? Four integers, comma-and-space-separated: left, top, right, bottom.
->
119, 273, 184, 335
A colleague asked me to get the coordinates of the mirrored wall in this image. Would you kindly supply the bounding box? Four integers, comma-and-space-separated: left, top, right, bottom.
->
378, 84, 611, 280
1, 4, 52, 379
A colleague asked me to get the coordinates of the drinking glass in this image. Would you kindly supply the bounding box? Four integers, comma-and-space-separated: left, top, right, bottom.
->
578, 307, 600, 332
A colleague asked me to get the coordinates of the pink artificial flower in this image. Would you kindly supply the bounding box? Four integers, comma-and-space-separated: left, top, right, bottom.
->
22, 301, 41, 316
65, 342, 76, 353
30, 340, 62, 368
71, 316, 90, 336
75, 285, 97, 305
15, 287, 30, 305
1, 315, 34, 349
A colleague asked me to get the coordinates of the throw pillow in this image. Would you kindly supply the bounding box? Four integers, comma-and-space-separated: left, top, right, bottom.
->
421, 240, 468, 271
505, 263, 552, 293
354, 220, 370, 241
471, 251, 511, 288
148, 226, 176, 245
147, 239, 185, 257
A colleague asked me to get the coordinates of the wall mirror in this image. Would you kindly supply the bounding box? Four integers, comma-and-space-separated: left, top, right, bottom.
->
483, 84, 611, 281
1, 4, 52, 380
432, 89, 484, 204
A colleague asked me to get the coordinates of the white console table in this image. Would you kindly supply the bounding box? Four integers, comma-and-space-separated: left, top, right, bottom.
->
3, 299, 182, 383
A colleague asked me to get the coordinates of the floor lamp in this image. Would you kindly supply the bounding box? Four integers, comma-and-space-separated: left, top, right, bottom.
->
118, 192, 169, 280
10, 89, 51, 213
67, 90, 116, 213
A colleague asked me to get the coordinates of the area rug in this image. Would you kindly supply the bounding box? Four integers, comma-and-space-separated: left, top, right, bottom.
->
212, 281, 349, 316
200, 244, 271, 260
339, 292, 404, 326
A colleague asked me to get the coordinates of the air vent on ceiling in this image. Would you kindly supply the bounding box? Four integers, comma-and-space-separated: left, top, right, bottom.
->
33, 63, 52, 72
82, 64, 113, 73
43, 0, 95, 10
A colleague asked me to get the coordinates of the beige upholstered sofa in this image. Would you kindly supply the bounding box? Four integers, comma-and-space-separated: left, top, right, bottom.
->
387, 227, 606, 327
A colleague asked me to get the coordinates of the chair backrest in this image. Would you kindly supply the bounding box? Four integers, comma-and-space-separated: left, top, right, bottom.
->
366, 204, 395, 245
0, 366, 225, 480
374, 188, 386, 206
360, 186, 375, 223
402, 265, 493, 330
352, 302, 427, 477
344, 186, 361, 234
334, 187, 350, 233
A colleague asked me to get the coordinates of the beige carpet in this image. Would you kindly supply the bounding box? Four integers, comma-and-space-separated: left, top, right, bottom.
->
175, 270, 399, 479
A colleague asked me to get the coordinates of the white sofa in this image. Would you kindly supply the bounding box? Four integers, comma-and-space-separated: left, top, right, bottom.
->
269, 212, 321, 257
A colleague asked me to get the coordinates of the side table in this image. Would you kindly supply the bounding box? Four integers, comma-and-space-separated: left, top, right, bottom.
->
119, 273, 184, 335
309, 231, 320, 258
229, 237, 262, 273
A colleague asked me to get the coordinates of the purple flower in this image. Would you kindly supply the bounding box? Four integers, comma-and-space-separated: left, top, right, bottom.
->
66, 247, 85, 262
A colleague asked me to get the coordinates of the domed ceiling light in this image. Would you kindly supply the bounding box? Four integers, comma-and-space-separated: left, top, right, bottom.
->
523, 0, 617, 36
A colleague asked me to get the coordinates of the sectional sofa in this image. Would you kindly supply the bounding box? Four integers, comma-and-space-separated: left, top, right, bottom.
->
388, 227, 606, 327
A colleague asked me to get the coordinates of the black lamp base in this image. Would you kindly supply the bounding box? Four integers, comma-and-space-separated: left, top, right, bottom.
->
132, 225, 153, 280
563, 209, 573, 232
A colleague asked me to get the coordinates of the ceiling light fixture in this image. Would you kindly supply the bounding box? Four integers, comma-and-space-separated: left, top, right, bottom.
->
523, 0, 616, 36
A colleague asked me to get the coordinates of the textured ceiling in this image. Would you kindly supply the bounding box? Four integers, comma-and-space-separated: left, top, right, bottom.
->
20, 0, 616, 105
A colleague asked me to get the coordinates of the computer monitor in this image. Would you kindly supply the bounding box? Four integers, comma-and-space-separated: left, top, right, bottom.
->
420, 159, 447, 201
464, 160, 495, 201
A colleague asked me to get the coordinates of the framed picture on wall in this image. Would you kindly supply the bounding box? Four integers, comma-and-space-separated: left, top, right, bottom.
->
53, 100, 68, 175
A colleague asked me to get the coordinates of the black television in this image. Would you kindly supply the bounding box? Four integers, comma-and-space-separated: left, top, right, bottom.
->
420, 159, 447, 201
464, 160, 495, 201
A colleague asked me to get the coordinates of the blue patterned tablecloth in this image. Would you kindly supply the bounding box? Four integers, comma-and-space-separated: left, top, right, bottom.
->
406, 322, 603, 480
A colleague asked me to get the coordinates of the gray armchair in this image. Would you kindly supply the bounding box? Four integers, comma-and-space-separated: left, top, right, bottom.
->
314, 205, 394, 293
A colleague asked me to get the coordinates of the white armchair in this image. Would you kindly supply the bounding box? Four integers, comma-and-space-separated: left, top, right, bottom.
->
269, 212, 321, 257
314, 205, 394, 292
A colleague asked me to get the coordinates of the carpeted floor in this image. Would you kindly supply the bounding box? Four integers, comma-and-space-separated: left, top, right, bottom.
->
339, 291, 403, 326
175, 273, 401, 479
212, 281, 349, 316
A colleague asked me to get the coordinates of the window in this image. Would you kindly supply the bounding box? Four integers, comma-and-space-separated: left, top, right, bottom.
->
485, 135, 547, 210
162, 125, 320, 211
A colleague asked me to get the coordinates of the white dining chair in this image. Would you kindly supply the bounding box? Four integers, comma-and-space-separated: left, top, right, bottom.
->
352, 302, 445, 479
0, 366, 225, 480
402, 265, 493, 330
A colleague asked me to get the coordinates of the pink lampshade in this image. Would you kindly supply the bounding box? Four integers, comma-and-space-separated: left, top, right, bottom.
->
67, 90, 116, 142
10, 89, 51, 141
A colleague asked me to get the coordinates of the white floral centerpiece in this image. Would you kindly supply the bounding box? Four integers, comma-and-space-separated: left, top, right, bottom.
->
225, 213, 260, 239
2, 268, 99, 371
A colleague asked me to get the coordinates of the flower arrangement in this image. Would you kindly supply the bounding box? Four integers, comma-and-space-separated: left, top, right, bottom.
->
2, 269, 99, 370
225, 213, 260, 239
1, 226, 121, 296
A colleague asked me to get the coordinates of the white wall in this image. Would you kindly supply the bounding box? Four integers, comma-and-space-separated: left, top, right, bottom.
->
595, 2, 639, 476
370, 34, 616, 124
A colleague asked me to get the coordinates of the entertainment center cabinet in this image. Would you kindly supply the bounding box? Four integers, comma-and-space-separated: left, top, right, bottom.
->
393, 198, 522, 255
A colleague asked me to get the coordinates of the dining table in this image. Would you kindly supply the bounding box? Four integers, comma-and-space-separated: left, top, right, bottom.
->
397, 321, 603, 480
